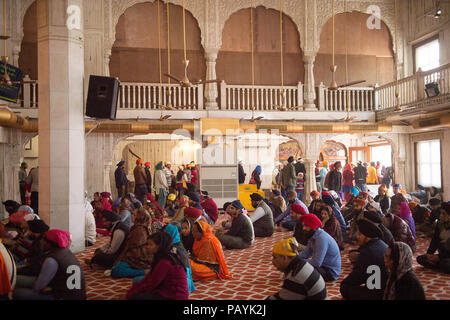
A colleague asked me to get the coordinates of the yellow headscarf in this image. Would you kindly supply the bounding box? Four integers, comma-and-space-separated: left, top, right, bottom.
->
273, 237, 299, 257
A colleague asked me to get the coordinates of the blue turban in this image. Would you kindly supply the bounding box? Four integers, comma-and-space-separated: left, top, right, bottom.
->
231, 200, 244, 210
351, 186, 359, 196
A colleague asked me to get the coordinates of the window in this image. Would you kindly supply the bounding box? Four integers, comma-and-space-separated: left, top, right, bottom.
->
370, 144, 392, 167
416, 140, 441, 189
414, 38, 440, 72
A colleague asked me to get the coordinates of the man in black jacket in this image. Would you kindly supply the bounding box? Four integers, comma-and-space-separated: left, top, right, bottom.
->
328, 161, 343, 196
354, 161, 368, 192
340, 219, 388, 300
144, 162, 152, 194
114, 161, 129, 198
238, 161, 246, 184
216, 200, 254, 249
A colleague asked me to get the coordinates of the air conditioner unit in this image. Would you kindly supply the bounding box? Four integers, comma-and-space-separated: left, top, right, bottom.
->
199, 164, 239, 209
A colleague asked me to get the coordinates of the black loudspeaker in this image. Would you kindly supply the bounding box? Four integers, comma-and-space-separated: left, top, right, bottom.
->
86, 75, 120, 120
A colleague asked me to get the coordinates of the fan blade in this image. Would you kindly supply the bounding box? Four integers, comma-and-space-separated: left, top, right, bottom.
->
164, 73, 183, 84
128, 148, 141, 159
338, 80, 366, 88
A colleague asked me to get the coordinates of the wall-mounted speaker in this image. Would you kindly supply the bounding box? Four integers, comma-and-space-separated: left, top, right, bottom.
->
85, 75, 120, 120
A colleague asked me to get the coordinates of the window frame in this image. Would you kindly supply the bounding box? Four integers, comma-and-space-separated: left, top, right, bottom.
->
412, 35, 440, 74
414, 139, 443, 190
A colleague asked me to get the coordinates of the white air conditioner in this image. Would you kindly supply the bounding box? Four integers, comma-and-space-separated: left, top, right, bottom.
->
199, 165, 238, 209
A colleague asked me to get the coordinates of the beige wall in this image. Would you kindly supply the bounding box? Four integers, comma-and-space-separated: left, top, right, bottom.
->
315, 11, 394, 87
217, 6, 304, 86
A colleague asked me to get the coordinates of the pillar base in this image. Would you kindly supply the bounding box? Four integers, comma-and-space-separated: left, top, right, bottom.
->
205, 102, 219, 110
303, 104, 317, 111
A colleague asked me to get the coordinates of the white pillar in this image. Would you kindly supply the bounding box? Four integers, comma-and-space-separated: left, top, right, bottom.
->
37, 0, 85, 252
303, 158, 317, 205
104, 49, 111, 77
204, 48, 219, 109
303, 53, 317, 110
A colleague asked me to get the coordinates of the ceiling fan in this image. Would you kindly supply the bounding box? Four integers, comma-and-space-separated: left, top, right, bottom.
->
419, 0, 449, 20
328, 0, 365, 92
164, 0, 220, 88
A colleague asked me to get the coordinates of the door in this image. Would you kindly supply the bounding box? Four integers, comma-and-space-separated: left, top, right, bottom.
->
349, 147, 370, 164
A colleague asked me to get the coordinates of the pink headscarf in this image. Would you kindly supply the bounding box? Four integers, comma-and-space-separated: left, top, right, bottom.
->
45, 230, 71, 248
399, 202, 412, 219
101, 198, 112, 211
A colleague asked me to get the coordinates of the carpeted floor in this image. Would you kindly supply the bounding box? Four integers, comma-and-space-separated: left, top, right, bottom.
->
76, 227, 450, 300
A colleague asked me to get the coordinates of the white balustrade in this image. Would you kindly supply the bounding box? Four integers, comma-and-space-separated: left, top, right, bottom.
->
317, 86, 375, 112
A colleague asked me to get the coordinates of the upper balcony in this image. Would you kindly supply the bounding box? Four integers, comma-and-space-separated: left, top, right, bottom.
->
7, 63, 450, 127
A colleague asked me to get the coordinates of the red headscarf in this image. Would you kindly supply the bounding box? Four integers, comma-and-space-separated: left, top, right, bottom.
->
184, 207, 203, 220
101, 198, 112, 211
344, 163, 352, 172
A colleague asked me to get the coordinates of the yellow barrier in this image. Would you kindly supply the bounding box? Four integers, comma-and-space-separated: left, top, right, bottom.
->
238, 184, 265, 211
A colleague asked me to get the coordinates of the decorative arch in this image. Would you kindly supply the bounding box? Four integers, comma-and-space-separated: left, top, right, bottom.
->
106, 0, 205, 56
109, 1, 205, 83
18, 0, 37, 79
316, 9, 395, 87
217, 6, 304, 86
315, 1, 401, 60
217, 0, 305, 52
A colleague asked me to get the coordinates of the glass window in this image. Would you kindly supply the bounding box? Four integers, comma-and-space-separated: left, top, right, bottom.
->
371, 145, 392, 167
415, 38, 440, 72
416, 140, 441, 189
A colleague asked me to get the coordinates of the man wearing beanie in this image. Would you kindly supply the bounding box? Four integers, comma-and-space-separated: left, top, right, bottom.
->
249, 193, 274, 237
298, 214, 341, 281
340, 219, 388, 300
268, 237, 327, 300
86, 210, 130, 269
216, 200, 254, 250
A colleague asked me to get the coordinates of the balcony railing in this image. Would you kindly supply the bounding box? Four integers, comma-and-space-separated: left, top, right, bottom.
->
9, 63, 450, 114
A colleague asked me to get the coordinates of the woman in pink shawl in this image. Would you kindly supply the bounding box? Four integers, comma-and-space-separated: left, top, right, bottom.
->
399, 202, 416, 242
342, 163, 354, 203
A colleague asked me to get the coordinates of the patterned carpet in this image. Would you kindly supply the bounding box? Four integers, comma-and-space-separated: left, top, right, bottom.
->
76, 225, 450, 300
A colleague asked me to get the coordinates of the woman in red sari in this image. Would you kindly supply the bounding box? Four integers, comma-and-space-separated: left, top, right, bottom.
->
189, 220, 232, 281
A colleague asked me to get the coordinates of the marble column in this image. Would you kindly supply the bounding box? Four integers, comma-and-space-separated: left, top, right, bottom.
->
204, 49, 219, 109
37, 0, 85, 252
303, 158, 317, 205
104, 49, 111, 76
303, 53, 317, 110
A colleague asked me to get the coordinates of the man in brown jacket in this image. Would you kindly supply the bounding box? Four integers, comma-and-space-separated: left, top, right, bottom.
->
133, 158, 148, 204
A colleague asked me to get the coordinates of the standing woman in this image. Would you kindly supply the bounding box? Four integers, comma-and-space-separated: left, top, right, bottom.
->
126, 232, 189, 300
250, 165, 262, 190
383, 242, 425, 300
154, 162, 169, 209
342, 164, 354, 203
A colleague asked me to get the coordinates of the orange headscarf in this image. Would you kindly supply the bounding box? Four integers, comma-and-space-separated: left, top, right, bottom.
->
192, 221, 232, 280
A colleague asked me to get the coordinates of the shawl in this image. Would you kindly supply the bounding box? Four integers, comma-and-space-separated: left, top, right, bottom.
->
399, 202, 416, 241
146, 193, 164, 221
383, 242, 413, 300
101, 198, 112, 211
192, 221, 232, 280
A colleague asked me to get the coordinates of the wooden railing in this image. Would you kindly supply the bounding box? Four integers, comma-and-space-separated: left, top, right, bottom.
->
219, 81, 303, 111
10, 63, 450, 113
375, 63, 450, 111
118, 82, 204, 110
316, 84, 376, 111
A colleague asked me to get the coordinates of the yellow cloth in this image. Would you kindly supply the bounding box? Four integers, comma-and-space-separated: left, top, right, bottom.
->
367, 166, 378, 184
272, 237, 299, 257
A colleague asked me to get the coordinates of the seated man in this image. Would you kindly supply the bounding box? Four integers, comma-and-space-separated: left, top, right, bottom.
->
290, 204, 309, 249
417, 203, 450, 274
165, 194, 177, 217
340, 219, 388, 300
298, 214, 341, 282
85, 210, 130, 269
274, 191, 309, 231
408, 184, 428, 205
13, 229, 86, 300
268, 237, 327, 300
249, 193, 274, 238
216, 200, 254, 250
200, 191, 219, 223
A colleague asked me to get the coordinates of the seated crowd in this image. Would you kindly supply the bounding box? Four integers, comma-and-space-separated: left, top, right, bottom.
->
1, 159, 449, 301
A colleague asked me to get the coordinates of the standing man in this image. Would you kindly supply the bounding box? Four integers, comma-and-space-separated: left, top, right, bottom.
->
238, 161, 246, 185
114, 161, 129, 199
319, 161, 329, 192
354, 161, 368, 192
328, 161, 343, 200
19, 162, 28, 205
294, 157, 307, 181
144, 162, 153, 195
133, 159, 148, 205
164, 162, 173, 193
282, 156, 297, 199
26, 166, 39, 215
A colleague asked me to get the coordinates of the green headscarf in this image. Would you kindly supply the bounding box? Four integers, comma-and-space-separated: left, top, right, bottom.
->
155, 162, 163, 171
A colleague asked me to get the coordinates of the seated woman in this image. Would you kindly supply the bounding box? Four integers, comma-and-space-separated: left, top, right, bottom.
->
268, 190, 287, 221
166, 196, 189, 224
163, 224, 195, 295
181, 219, 194, 253
126, 232, 189, 300
383, 242, 425, 300
118, 198, 133, 229
110, 208, 152, 278
320, 205, 344, 251
189, 220, 232, 281
397, 202, 416, 242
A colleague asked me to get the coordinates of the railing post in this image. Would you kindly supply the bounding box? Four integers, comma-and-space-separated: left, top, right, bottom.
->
416, 68, 425, 101
297, 82, 304, 108
23, 75, 31, 108
373, 83, 379, 110
318, 82, 325, 111
197, 83, 204, 110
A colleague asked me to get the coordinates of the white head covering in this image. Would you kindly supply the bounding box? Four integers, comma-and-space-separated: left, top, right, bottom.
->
24, 213, 40, 222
